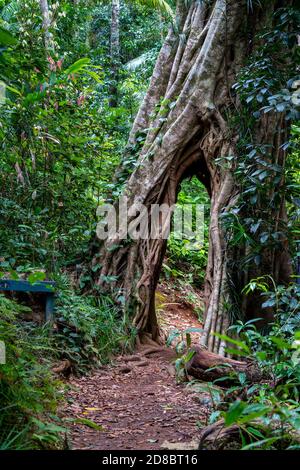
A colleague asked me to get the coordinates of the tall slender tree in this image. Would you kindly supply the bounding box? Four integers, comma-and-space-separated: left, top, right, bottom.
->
108, 0, 173, 107
109, 0, 120, 107
39, 0, 53, 51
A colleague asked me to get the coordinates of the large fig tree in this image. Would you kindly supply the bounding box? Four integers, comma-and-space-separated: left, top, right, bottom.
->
92, 0, 294, 354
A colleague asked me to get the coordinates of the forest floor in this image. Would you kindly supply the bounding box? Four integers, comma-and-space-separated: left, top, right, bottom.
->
62, 282, 208, 450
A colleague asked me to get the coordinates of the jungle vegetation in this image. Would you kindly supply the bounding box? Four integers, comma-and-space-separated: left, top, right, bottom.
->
0, 0, 300, 451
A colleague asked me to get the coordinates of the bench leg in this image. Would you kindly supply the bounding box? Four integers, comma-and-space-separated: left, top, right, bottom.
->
45, 294, 55, 323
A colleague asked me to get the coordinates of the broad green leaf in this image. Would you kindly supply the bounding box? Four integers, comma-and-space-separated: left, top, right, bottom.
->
0, 27, 17, 46
28, 272, 46, 284
136, 0, 174, 19
224, 347, 249, 357
182, 327, 203, 334
237, 406, 270, 424
214, 333, 250, 352
65, 58, 90, 75
270, 336, 292, 350
183, 349, 196, 364
225, 400, 245, 426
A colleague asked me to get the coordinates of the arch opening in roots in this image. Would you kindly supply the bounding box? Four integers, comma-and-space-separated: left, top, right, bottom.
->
150, 175, 211, 345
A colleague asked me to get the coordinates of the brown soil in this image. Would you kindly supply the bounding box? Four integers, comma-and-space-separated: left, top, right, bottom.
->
62, 282, 208, 450
157, 282, 204, 345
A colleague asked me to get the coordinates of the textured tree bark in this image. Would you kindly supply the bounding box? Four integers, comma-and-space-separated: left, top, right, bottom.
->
198, 419, 241, 450
93, 0, 292, 354
39, 0, 53, 51
186, 347, 264, 386
109, 0, 120, 107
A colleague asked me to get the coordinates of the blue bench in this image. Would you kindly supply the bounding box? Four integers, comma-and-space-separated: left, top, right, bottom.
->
0, 279, 55, 322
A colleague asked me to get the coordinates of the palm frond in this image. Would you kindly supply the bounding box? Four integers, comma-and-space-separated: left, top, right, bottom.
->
125, 51, 152, 71
1, 1, 20, 23
135, 0, 174, 19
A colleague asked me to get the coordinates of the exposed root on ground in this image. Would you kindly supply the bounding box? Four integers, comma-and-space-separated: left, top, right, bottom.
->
198, 419, 241, 450
63, 346, 208, 450
62, 284, 209, 450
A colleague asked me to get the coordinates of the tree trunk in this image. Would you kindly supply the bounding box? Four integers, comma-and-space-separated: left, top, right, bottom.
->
109, 0, 120, 107
39, 0, 53, 51
92, 0, 292, 354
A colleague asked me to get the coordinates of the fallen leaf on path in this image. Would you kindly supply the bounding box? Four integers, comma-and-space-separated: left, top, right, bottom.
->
74, 418, 104, 431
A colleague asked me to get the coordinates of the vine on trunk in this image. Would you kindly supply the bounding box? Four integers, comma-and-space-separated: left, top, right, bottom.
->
90, 1, 299, 354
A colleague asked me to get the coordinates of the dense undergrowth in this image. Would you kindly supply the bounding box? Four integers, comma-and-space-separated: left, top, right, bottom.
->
0, 294, 63, 449
186, 279, 300, 450
0, 273, 133, 449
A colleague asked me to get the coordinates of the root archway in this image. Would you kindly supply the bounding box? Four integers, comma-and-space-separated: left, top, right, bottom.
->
91, 0, 292, 355
93, 132, 235, 354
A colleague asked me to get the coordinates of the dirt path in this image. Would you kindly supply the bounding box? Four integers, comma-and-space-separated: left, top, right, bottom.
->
63, 283, 207, 450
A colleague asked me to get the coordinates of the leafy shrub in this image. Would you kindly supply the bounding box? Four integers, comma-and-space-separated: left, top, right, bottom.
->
0, 274, 132, 449
53, 275, 132, 373
0, 294, 65, 449
200, 280, 300, 450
